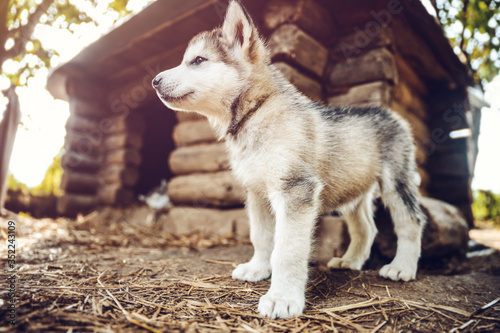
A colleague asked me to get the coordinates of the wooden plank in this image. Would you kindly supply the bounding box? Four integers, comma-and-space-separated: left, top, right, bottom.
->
98, 184, 134, 205
159, 207, 248, 236
99, 165, 139, 187
61, 151, 101, 172
327, 81, 392, 108
169, 142, 230, 175
104, 132, 143, 150
60, 171, 99, 194
172, 119, 217, 147
104, 148, 142, 167
57, 193, 97, 216
264, 0, 336, 42
168, 171, 245, 208
273, 62, 323, 101
328, 47, 398, 87
268, 24, 328, 78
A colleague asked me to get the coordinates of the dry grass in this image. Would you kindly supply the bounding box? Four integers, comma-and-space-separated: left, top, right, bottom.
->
1, 211, 499, 332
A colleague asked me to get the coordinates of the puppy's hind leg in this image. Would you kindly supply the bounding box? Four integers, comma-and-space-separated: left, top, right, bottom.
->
232, 190, 274, 282
379, 176, 425, 282
328, 187, 377, 270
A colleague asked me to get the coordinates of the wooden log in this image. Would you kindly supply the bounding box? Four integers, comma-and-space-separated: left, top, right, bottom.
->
168, 171, 245, 208
391, 101, 431, 144
100, 112, 146, 135
392, 79, 428, 121
374, 197, 469, 259
172, 119, 217, 147
268, 24, 328, 78
61, 151, 101, 172
327, 81, 392, 108
104, 148, 142, 167
98, 184, 134, 205
264, 0, 336, 42
60, 171, 99, 194
314, 215, 349, 263
104, 132, 143, 150
100, 165, 139, 187
331, 25, 395, 61
169, 142, 229, 175
57, 193, 97, 216
394, 55, 428, 97
69, 97, 106, 118
328, 48, 398, 88
64, 132, 102, 156
176, 111, 206, 123
273, 62, 322, 101
65, 113, 100, 133
158, 207, 248, 237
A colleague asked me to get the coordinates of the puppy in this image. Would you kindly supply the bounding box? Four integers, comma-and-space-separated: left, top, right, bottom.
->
152, 0, 425, 319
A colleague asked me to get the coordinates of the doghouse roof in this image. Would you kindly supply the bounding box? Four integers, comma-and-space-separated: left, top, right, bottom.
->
47, 0, 473, 102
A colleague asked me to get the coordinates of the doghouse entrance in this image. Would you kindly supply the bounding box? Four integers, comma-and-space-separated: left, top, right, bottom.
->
134, 98, 177, 196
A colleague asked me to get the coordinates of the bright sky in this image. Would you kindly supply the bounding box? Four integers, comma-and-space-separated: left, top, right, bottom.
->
1, 0, 499, 193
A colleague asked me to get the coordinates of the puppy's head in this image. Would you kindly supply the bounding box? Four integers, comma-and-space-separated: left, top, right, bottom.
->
152, 0, 267, 121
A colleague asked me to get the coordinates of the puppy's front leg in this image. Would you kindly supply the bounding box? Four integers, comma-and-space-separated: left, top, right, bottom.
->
232, 190, 274, 282
259, 177, 322, 319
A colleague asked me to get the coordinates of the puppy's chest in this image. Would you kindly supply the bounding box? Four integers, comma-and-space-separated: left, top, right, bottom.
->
226, 138, 276, 189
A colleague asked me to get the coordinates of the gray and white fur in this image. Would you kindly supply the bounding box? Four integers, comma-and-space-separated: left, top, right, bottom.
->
152, 0, 426, 319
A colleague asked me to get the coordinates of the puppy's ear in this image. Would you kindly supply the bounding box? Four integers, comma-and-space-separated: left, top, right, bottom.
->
222, 0, 255, 49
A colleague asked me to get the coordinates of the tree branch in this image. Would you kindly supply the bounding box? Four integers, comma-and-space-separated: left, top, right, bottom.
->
1, 0, 56, 64
0, 0, 9, 61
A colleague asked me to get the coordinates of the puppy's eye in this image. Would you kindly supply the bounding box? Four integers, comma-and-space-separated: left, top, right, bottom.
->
191, 56, 207, 65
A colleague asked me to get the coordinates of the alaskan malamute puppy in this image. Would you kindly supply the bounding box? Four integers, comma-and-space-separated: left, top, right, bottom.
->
153, 0, 425, 319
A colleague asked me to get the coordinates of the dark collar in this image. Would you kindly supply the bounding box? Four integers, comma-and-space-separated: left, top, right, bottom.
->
226, 94, 271, 137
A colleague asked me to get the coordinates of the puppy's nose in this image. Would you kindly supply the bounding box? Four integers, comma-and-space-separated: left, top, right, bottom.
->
152, 76, 162, 88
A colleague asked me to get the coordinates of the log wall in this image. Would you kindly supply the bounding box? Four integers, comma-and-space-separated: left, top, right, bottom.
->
59, 75, 146, 215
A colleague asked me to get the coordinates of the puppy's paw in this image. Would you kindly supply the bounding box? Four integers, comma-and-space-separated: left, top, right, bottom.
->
379, 263, 416, 282
232, 261, 271, 282
258, 291, 305, 319
327, 257, 363, 270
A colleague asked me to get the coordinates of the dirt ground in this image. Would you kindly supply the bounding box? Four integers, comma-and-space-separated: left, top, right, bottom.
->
0, 212, 499, 332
